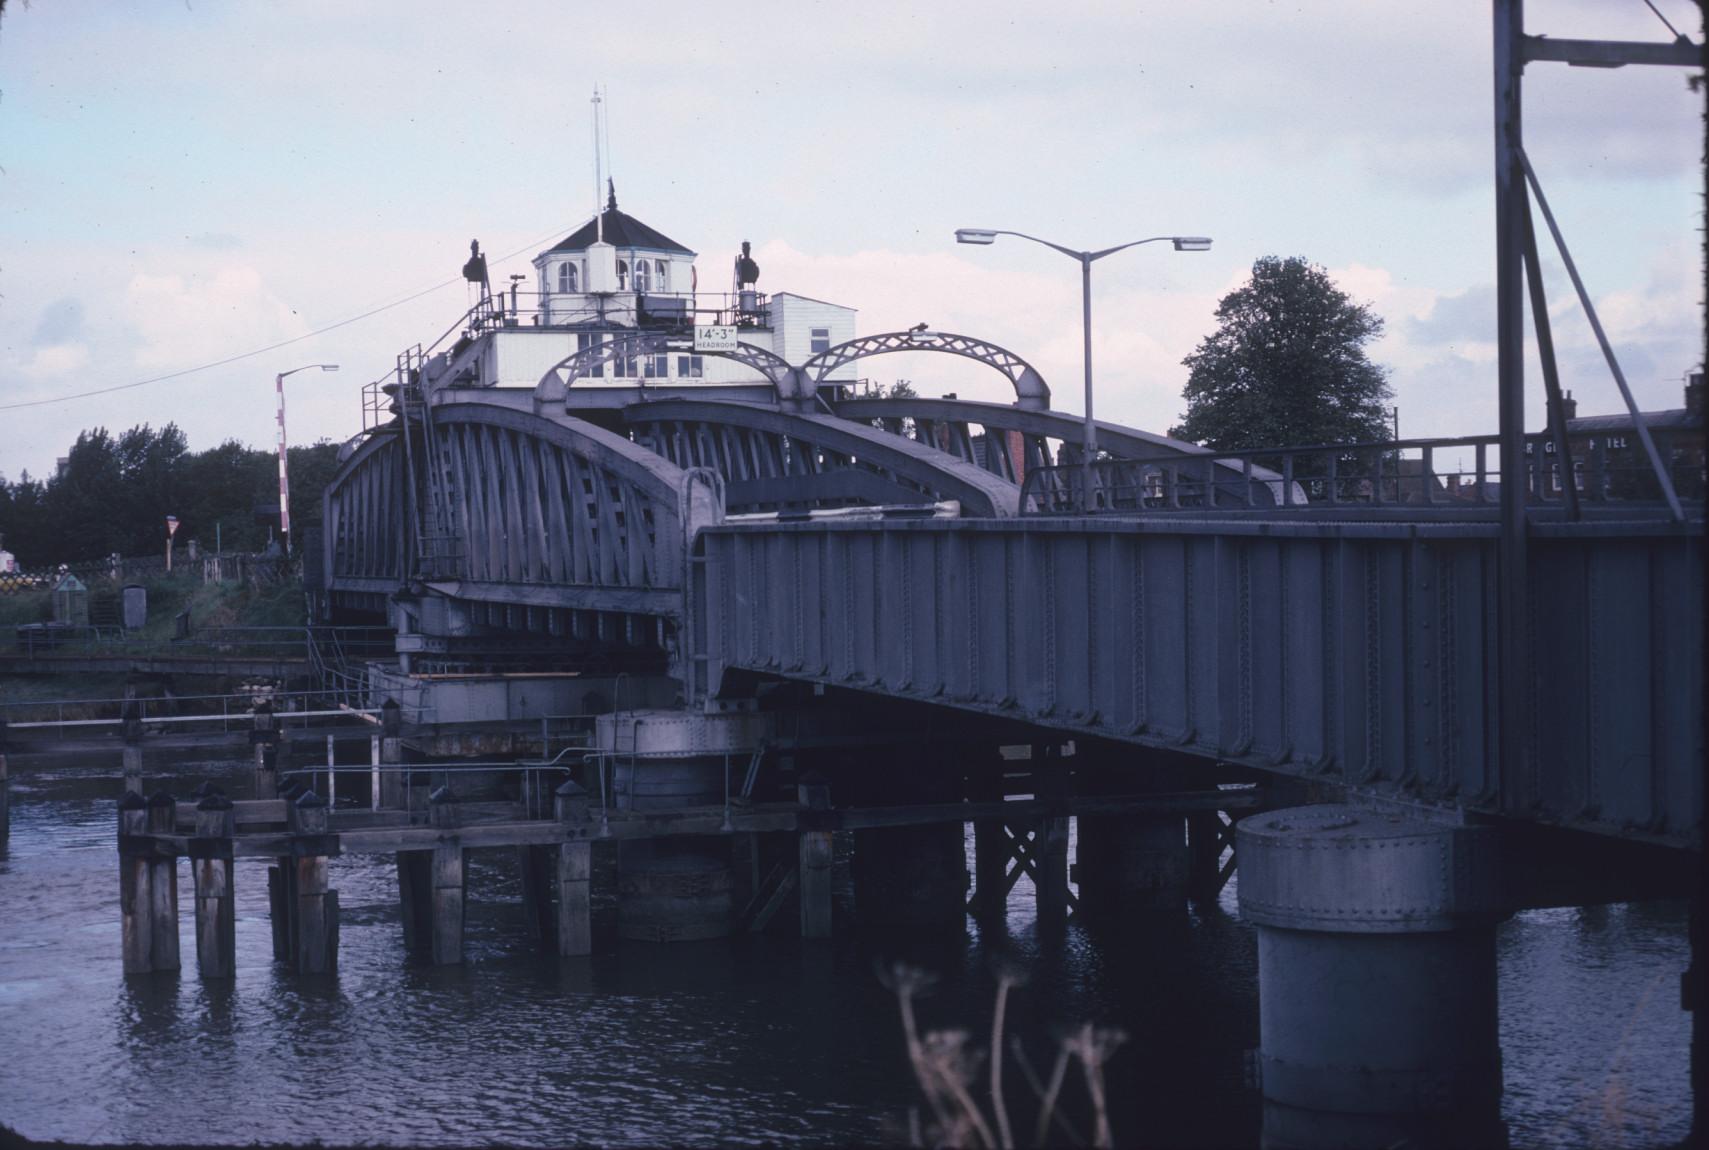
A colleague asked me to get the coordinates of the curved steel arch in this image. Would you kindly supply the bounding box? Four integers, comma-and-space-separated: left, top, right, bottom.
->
533, 336, 797, 406
324, 403, 713, 620
803, 331, 1051, 411
621, 398, 1021, 517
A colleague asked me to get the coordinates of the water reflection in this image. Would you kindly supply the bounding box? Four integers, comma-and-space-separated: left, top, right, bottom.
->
0, 752, 1694, 1147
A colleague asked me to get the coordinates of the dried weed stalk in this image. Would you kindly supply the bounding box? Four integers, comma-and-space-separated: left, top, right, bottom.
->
880, 960, 1127, 1149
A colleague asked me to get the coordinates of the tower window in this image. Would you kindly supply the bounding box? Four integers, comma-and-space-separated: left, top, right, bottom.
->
633, 258, 652, 293
616, 260, 629, 291
655, 259, 669, 291
677, 355, 704, 379
810, 327, 831, 354
557, 261, 579, 293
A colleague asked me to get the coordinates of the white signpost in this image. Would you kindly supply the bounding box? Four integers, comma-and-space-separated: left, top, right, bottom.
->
693, 325, 737, 352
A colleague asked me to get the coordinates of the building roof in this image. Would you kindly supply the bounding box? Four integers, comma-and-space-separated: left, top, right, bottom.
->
1565, 408, 1700, 434
769, 290, 858, 311
547, 187, 694, 256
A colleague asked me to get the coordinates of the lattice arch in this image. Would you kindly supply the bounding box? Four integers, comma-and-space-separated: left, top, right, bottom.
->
803, 331, 1051, 410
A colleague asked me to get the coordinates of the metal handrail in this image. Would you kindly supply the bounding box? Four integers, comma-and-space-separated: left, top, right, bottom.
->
1019, 426, 1705, 515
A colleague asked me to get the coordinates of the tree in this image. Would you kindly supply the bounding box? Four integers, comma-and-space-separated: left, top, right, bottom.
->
1170, 257, 1393, 451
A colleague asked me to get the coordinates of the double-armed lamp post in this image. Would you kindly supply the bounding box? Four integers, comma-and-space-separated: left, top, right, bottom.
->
275, 363, 339, 553
955, 228, 1211, 510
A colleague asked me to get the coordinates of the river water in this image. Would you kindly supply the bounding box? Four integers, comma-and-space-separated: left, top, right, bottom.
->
0, 754, 1692, 1147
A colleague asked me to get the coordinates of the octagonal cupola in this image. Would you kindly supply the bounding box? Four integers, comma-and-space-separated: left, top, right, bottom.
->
533, 183, 697, 326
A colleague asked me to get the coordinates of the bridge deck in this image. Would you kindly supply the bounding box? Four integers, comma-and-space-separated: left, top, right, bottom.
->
691, 513, 1703, 849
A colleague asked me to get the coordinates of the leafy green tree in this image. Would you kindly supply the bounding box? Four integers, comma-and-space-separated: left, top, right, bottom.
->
1171, 256, 1393, 451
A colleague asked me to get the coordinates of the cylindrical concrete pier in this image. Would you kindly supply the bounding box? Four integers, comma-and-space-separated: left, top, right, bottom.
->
1237, 804, 1509, 1149
613, 756, 732, 942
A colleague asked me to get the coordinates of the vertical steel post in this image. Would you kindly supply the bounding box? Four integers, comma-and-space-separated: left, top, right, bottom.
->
276, 372, 292, 554
1081, 253, 1097, 512
1493, 0, 1531, 815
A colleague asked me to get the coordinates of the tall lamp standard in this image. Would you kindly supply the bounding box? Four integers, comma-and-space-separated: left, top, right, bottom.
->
955, 229, 1211, 510
275, 364, 339, 553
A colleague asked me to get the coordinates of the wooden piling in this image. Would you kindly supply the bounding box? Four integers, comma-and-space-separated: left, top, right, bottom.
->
0, 721, 10, 848
251, 702, 278, 800
554, 780, 592, 957
429, 786, 464, 965
1034, 764, 1070, 930
967, 766, 1008, 921
517, 845, 556, 949
798, 773, 832, 939
288, 791, 337, 974
379, 699, 405, 810
118, 791, 153, 973
191, 794, 237, 979
396, 851, 434, 954
144, 791, 181, 971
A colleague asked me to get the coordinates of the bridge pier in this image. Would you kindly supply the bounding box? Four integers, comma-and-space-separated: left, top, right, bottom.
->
553, 782, 593, 956
966, 758, 1008, 925
1032, 753, 1071, 931
190, 794, 236, 979
850, 757, 966, 936
428, 787, 464, 964
1073, 755, 1190, 923
117, 792, 155, 973
614, 753, 734, 942
1238, 804, 1508, 1149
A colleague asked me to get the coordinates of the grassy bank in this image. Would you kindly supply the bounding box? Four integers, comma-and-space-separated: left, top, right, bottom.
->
0, 574, 306, 642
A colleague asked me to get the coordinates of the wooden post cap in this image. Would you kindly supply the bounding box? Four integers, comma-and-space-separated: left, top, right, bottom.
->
196, 793, 234, 812
146, 790, 176, 809
554, 779, 590, 823
429, 785, 459, 830
291, 789, 330, 834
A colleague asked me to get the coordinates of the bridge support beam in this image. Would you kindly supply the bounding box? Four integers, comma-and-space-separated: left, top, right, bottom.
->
428, 787, 464, 965
1238, 805, 1508, 1149
1074, 758, 1190, 923
1032, 755, 1071, 931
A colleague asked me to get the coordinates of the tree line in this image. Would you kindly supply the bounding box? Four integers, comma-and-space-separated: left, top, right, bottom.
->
0, 424, 343, 567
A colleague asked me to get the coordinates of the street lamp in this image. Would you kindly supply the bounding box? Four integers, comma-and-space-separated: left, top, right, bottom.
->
275, 363, 339, 553
955, 228, 1212, 509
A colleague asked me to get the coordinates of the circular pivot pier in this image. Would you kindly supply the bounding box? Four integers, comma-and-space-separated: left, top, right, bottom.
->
1237, 804, 1509, 1149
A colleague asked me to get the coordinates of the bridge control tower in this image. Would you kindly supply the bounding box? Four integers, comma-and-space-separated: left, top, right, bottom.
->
406, 188, 860, 406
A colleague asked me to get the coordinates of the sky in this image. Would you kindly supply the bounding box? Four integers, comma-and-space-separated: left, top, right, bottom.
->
0, 0, 1702, 481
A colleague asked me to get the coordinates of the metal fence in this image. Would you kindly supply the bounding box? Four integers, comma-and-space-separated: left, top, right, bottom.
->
1019, 427, 1705, 515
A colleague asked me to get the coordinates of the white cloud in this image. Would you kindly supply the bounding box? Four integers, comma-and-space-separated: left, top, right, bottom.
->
19, 343, 91, 379
123, 264, 310, 371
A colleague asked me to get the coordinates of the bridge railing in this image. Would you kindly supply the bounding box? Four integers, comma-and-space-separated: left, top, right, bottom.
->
1019, 426, 1704, 514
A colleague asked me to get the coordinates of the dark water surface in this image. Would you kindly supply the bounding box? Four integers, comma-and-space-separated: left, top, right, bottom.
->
0, 755, 1692, 1147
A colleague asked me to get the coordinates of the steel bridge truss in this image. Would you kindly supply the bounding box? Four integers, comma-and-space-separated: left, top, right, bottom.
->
325, 405, 721, 653
621, 399, 1022, 517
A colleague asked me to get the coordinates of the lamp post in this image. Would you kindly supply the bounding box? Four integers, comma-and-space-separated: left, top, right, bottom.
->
955, 228, 1211, 510
275, 364, 339, 553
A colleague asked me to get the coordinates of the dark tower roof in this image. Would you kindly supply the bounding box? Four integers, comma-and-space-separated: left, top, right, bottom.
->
547, 184, 694, 256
